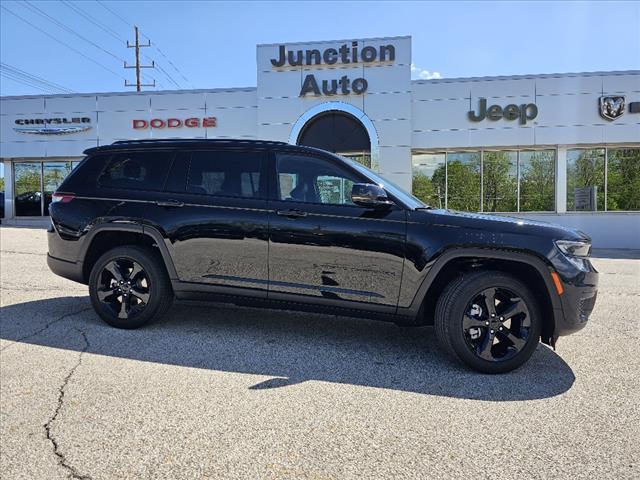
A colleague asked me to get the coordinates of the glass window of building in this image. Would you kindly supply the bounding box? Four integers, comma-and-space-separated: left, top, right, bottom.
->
447, 152, 481, 211
607, 148, 640, 211
519, 150, 555, 212
13, 160, 82, 217
566, 148, 605, 212
411, 153, 446, 209
482, 151, 517, 212
43, 162, 74, 216
14, 163, 43, 216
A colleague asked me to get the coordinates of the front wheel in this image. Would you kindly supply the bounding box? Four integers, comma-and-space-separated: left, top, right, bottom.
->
435, 271, 542, 373
89, 246, 173, 329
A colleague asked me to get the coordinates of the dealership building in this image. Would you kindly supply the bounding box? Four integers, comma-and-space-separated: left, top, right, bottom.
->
1, 36, 639, 248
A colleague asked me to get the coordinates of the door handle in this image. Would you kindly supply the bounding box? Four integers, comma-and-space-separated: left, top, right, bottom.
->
276, 208, 307, 218
156, 199, 184, 208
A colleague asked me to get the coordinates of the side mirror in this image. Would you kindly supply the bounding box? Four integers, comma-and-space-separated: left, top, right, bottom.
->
351, 183, 394, 209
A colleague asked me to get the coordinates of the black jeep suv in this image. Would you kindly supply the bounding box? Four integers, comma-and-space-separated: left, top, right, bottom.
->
47, 139, 598, 373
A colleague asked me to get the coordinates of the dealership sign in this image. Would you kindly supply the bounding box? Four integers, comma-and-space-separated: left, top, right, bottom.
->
13, 117, 92, 135
597, 96, 640, 121
468, 98, 538, 125
132, 117, 217, 129
270, 42, 396, 97
599, 96, 625, 120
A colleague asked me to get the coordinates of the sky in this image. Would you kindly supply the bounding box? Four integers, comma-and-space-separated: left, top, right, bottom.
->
0, 0, 639, 97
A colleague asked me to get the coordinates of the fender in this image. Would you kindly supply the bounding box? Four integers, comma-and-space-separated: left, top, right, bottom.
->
400, 247, 563, 317
79, 223, 178, 280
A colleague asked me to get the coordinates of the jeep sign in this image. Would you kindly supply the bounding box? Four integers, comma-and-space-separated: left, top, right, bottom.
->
469, 98, 538, 125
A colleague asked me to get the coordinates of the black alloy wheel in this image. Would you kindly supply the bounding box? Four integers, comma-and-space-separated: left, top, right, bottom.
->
97, 258, 150, 320
89, 245, 173, 329
434, 271, 542, 373
462, 287, 531, 362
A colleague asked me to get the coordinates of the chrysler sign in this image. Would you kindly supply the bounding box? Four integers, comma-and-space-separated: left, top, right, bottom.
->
13, 117, 92, 135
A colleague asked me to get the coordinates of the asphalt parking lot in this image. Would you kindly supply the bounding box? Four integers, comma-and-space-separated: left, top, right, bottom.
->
1, 226, 638, 479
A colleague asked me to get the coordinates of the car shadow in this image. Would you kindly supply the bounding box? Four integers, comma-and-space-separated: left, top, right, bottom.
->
0, 296, 575, 401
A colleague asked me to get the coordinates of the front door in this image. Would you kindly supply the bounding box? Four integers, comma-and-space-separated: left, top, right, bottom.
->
267, 151, 406, 308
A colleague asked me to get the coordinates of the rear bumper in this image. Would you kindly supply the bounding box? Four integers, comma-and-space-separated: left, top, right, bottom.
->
47, 253, 85, 284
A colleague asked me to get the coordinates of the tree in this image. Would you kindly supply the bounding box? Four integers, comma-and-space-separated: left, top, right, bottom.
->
567, 150, 605, 211
446, 157, 480, 211
412, 170, 445, 208
607, 148, 640, 211
520, 151, 555, 211
15, 168, 41, 195
482, 152, 517, 212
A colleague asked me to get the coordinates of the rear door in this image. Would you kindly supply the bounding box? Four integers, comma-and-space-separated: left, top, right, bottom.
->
142, 147, 270, 296
267, 151, 406, 308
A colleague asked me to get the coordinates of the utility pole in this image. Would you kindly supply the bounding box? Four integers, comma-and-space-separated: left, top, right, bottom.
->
125, 26, 155, 91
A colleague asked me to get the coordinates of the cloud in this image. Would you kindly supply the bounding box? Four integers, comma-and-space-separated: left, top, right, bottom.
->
411, 63, 442, 80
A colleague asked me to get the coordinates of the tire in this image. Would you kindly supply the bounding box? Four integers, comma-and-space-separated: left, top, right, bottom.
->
434, 270, 541, 374
88, 245, 173, 329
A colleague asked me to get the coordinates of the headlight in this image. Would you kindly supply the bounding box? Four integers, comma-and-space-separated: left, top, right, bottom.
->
555, 240, 591, 258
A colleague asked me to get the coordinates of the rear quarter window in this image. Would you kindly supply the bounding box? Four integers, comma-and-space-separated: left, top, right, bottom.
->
98, 151, 174, 191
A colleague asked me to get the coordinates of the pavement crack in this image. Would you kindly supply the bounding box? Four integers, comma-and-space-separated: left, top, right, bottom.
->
0, 306, 92, 352
0, 250, 46, 256
44, 328, 93, 480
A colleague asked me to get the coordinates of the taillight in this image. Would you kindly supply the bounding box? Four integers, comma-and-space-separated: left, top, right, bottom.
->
51, 193, 75, 204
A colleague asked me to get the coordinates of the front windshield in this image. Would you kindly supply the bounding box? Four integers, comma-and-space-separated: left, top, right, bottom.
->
340, 156, 428, 210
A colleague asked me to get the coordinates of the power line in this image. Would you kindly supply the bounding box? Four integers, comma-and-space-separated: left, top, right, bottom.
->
0, 4, 128, 81
1, 72, 58, 94
0, 64, 71, 95
21, 0, 126, 64
2, 63, 74, 92
148, 45, 194, 88
141, 52, 181, 88
56, 0, 162, 89
95, 0, 132, 28
60, 0, 124, 44
95, 0, 193, 88
1, 62, 75, 93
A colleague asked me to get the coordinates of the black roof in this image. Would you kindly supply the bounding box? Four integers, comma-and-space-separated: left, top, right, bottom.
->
83, 138, 315, 155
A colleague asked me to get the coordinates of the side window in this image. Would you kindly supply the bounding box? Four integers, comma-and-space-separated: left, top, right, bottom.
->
98, 151, 173, 191
275, 154, 360, 205
187, 150, 264, 198
164, 152, 191, 193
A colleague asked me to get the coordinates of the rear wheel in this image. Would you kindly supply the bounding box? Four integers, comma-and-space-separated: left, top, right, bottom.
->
435, 271, 541, 373
89, 246, 173, 329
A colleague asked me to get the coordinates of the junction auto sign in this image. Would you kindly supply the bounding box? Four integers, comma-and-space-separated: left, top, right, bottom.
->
132, 117, 217, 129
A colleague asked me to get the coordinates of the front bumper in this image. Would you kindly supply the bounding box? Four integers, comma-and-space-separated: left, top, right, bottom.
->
553, 259, 599, 337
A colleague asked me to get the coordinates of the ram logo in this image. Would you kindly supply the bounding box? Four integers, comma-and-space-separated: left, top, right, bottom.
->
599, 96, 625, 121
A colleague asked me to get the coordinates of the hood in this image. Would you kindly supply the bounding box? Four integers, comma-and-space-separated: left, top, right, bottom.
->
414, 208, 590, 242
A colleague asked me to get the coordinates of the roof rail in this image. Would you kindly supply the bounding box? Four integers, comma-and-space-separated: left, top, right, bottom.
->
111, 138, 289, 146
